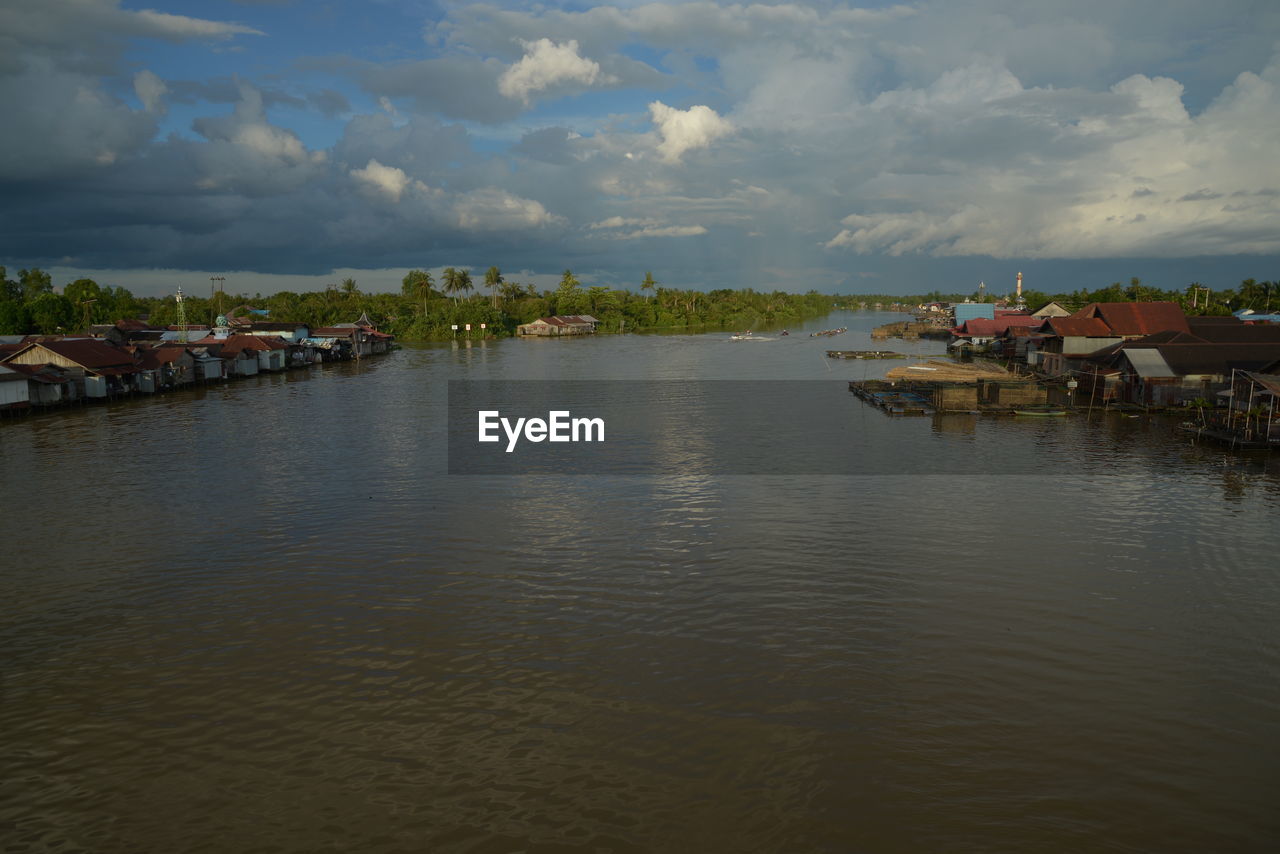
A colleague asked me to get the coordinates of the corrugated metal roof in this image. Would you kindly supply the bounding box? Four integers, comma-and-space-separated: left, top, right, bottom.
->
1075, 302, 1189, 335
1122, 348, 1175, 378
954, 304, 996, 324
1048, 316, 1113, 337
14, 339, 136, 369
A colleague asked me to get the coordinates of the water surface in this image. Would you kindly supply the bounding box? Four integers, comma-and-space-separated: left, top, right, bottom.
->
3, 312, 1278, 852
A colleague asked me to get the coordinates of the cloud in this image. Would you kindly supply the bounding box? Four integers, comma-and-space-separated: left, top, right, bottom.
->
649, 102, 733, 163
131, 9, 262, 41
350, 159, 420, 202
0, 56, 157, 180
498, 38, 612, 105
133, 69, 168, 113
306, 89, 351, 118
822, 53, 1280, 259
453, 189, 562, 230
350, 56, 518, 123
188, 82, 326, 194
586, 216, 706, 239
3, 0, 1280, 294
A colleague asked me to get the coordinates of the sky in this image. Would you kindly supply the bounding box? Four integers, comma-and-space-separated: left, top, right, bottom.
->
1, 0, 1279, 298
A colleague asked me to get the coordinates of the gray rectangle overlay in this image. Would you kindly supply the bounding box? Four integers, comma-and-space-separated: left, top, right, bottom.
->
447, 380, 1130, 475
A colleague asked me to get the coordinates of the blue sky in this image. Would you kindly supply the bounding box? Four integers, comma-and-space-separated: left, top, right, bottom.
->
2, 0, 1279, 298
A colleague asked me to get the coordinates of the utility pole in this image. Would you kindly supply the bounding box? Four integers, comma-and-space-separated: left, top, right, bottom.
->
80, 298, 97, 334
210, 275, 225, 323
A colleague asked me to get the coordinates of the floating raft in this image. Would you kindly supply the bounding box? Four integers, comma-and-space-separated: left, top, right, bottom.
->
826, 350, 906, 360
847, 380, 935, 416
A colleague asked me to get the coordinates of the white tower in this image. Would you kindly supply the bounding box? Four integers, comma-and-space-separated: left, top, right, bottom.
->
1015, 272, 1025, 309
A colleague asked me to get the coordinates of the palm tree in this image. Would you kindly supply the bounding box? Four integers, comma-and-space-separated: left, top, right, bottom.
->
485, 266, 504, 308
441, 267, 460, 302
641, 271, 657, 301
341, 277, 359, 296
500, 280, 524, 302
456, 269, 473, 301
402, 270, 434, 314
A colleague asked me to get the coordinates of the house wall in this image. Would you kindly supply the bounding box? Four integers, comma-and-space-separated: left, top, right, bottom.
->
7, 348, 81, 369
0, 378, 29, 407
31, 382, 65, 404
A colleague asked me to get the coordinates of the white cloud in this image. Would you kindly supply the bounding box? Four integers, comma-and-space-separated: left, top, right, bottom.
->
611, 224, 708, 240
818, 51, 1280, 259
350, 159, 415, 202
587, 216, 706, 239
588, 216, 652, 229
132, 9, 262, 41
454, 189, 562, 230
649, 102, 733, 163
498, 38, 611, 104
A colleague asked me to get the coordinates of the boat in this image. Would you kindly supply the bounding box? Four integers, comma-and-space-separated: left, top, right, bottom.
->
1013, 409, 1067, 416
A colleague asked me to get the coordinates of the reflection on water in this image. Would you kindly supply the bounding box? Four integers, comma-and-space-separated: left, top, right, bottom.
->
2, 312, 1278, 852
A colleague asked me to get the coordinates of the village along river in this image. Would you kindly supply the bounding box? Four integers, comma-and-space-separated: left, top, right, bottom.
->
2, 311, 1278, 852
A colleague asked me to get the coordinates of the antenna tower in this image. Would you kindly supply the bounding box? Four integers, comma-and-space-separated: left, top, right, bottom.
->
175, 286, 188, 343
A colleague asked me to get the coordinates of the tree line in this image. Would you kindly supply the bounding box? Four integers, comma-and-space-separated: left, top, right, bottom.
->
6, 263, 1271, 340
0, 265, 834, 340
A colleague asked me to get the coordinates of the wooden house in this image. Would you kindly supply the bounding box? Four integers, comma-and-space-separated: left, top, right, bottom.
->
516, 315, 600, 336
0, 363, 72, 409
0, 338, 138, 397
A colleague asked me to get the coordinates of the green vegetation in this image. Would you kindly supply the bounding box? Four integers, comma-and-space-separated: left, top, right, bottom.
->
0, 265, 833, 341
3, 263, 1272, 341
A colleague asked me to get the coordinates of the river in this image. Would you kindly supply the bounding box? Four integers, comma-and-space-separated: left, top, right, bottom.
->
2, 311, 1278, 852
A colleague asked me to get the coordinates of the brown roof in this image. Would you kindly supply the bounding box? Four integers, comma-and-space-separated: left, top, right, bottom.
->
1, 362, 70, 383
1074, 302, 1189, 336
1157, 343, 1280, 376
1090, 341, 1280, 376
1045, 316, 1114, 338
955, 316, 1041, 336
8, 339, 136, 370
1185, 320, 1280, 344
135, 346, 191, 370
219, 334, 287, 353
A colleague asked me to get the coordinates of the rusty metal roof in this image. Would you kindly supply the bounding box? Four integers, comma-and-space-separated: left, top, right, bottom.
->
11, 339, 136, 369
1074, 302, 1189, 335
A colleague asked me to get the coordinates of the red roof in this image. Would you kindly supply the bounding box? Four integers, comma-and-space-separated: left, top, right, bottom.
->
1045, 316, 1115, 338
1073, 302, 1189, 336
955, 316, 1041, 336
218, 334, 286, 353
